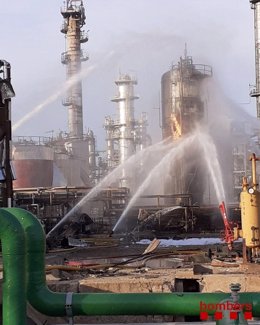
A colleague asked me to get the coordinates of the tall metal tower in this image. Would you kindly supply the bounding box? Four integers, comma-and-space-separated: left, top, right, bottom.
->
161, 54, 212, 140
161, 53, 212, 204
104, 74, 149, 189
111, 74, 139, 167
61, 0, 88, 138
250, 0, 260, 118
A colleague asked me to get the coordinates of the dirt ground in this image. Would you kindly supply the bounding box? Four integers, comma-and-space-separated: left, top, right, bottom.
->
21, 241, 260, 324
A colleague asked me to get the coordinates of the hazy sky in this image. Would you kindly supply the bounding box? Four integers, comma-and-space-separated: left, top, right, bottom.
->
1, 0, 257, 149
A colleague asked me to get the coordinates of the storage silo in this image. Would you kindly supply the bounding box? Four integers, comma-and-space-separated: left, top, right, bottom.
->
12, 137, 54, 188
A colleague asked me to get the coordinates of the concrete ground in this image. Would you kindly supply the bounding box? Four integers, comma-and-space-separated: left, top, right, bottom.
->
24, 240, 260, 324
1, 240, 258, 324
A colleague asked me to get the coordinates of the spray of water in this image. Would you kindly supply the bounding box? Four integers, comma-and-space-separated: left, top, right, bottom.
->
12, 66, 96, 132
47, 122, 227, 237
46, 137, 174, 238
113, 132, 197, 232
197, 129, 226, 203
113, 126, 228, 232
12, 51, 116, 132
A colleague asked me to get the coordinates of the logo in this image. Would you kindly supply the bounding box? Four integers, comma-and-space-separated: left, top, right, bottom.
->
199, 301, 252, 320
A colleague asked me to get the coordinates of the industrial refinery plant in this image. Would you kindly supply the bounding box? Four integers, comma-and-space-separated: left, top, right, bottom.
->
3, 1, 260, 324
4, 0, 260, 244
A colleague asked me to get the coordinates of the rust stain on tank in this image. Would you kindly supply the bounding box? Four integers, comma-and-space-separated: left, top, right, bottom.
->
13, 160, 53, 188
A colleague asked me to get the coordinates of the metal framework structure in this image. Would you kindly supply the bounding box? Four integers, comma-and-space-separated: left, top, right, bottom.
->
61, 0, 88, 138
104, 74, 150, 188
161, 53, 212, 204
0, 60, 15, 207
161, 54, 212, 140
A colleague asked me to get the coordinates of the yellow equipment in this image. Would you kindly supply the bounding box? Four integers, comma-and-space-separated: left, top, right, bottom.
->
239, 153, 260, 258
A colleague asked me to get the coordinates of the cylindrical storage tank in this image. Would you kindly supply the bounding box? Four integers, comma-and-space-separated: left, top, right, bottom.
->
12, 144, 54, 188
55, 139, 90, 187
240, 188, 260, 248
240, 187, 260, 249
240, 155, 260, 254
161, 58, 212, 140
54, 156, 84, 186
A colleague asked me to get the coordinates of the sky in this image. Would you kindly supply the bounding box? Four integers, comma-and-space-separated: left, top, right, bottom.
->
0, 0, 257, 149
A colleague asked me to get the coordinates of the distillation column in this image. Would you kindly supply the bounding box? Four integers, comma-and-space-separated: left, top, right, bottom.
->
250, 0, 260, 118
111, 74, 139, 187
61, 0, 88, 138
161, 53, 212, 204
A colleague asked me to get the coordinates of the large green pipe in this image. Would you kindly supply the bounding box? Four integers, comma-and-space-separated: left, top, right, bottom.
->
5, 207, 260, 317
0, 209, 27, 325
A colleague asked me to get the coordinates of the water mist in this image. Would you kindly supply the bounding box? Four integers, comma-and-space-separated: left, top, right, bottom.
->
46, 137, 174, 237
13, 51, 116, 132
197, 129, 226, 203
113, 132, 198, 232
113, 127, 227, 233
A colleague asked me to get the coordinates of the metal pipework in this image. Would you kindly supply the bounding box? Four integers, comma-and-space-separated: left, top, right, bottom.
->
87, 129, 96, 182
250, 0, 260, 118
5, 207, 260, 319
0, 209, 26, 325
104, 116, 116, 171
250, 153, 259, 190
216, 284, 248, 325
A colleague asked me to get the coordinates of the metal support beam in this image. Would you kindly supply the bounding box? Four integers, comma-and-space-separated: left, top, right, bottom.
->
0, 60, 15, 207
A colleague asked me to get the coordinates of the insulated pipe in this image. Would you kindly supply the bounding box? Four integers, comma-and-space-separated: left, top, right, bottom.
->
250, 153, 259, 190
5, 207, 260, 318
0, 209, 27, 325
250, 0, 260, 117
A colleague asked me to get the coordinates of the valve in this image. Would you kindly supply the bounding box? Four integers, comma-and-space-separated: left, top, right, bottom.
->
230, 283, 241, 303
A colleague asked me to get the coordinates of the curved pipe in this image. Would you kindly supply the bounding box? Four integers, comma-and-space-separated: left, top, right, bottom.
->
5, 207, 260, 317
0, 209, 26, 325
